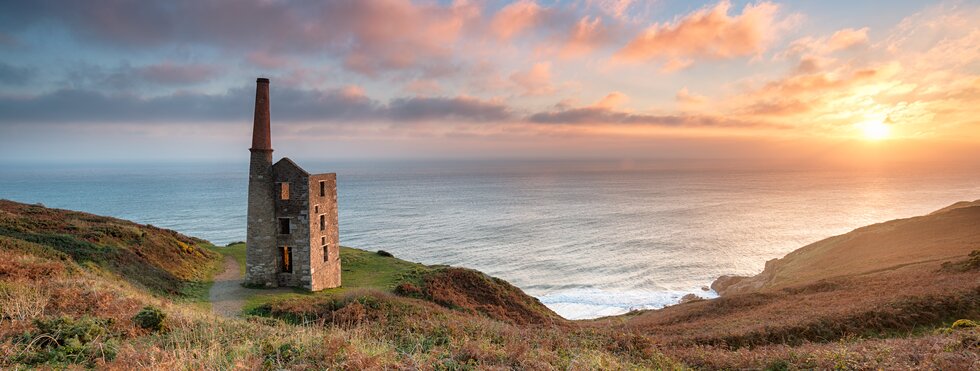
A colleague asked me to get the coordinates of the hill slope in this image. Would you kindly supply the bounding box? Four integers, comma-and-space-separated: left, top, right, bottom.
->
1, 200, 666, 369
712, 199, 980, 295
0, 199, 221, 298
1, 199, 977, 369
605, 200, 980, 369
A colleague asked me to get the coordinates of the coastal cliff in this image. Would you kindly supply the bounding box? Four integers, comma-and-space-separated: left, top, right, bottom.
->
1, 199, 977, 369
711, 199, 980, 296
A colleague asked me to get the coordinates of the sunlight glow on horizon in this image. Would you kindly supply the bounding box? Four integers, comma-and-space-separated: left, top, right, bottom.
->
858, 120, 892, 141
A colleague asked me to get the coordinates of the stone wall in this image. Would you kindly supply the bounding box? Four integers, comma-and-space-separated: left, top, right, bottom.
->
245, 149, 277, 287
272, 159, 311, 289
309, 173, 341, 290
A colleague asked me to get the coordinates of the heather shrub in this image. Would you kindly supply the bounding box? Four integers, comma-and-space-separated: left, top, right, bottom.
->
133, 305, 166, 332
17, 315, 118, 366
394, 282, 422, 298
765, 359, 791, 371
939, 250, 980, 272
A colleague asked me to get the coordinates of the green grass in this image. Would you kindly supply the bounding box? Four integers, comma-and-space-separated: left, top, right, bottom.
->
175, 242, 224, 310
210, 242, 247, 276
240, 246, 435, 313
337, 246, 433, 291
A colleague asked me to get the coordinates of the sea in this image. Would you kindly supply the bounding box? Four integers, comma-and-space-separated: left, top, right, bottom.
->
1, 160, 977, 319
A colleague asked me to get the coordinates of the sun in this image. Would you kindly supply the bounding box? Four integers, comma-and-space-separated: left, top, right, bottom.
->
858, 120, 891, 141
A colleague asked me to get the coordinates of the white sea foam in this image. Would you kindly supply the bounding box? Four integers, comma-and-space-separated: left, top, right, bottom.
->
537, 288, 719, 320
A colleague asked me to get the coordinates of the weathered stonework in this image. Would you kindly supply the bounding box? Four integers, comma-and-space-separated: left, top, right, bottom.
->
245, 148, 277, 287
245, 78, 341, 291
309, 173, 341, 290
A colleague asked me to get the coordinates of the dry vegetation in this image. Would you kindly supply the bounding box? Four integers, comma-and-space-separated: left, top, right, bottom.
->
0, 199, 978, 369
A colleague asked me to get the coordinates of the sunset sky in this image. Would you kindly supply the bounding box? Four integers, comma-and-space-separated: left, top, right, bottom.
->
0, 1, 978, 164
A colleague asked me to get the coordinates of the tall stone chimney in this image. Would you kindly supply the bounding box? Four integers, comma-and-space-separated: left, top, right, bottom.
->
250, 78, 272, 151
245, 78, 277, 287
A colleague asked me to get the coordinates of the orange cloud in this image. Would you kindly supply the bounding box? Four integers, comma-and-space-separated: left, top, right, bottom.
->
780, 27, 869, 62
510, 62, 555, 95
827, 27, 869, 51
615, 1, 787, 68
725, 3, 980, 140
340, 0, 480, 76
595, 91, 628, 108
676, 88, 706, 105
491, 0, 546, 40
559, 16, 612, 57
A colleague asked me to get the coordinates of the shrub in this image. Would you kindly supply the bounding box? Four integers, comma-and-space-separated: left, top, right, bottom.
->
394, 282, 422, 298
765, 359, 791, 371
939, 250, 980, 272
18, 316, 117, 366
376, 250, 393, 257
132, 306, 166, 332
950, 319, 977, 329
261, 340, 302, 369
226, 241, 245, 247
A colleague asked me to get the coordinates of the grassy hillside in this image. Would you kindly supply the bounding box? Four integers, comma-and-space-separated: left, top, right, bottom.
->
226, 243, 564, 326
1, 199, 978, 369
0, 200, 666, 369
0, 200, 222, 300
605, 201, 980, 369
712, 199, 980, 295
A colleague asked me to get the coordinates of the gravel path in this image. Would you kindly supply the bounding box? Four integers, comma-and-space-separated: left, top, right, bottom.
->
209, 255, 290, 317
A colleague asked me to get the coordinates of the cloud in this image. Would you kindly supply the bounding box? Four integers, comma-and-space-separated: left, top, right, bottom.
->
247, 51, 292, 69
827, 28, 869, 51
510, 62, 555, 95
404, 79, 443, 95
594, 91, 628, 108
0, 85, 514, 124
615, 1, 788, 69
386, 96, 512, 122
527, 104, 759, 128
724, 4, 980, 139
559, 16, 614, 57
587, 0, 636, 20
0, 62, 35, 85
676, 88, 706, 105
491, 0, 548, 40
60, 62, 221, 90
0, 0, 480, 78
136, 63, 220, 85
780, 27, 869, 61
739, 99, 810, 116
756, 65, 894, 97
489, 1, 623, 59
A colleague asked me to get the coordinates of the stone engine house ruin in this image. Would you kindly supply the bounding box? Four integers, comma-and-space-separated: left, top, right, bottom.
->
245, 78, 341, 291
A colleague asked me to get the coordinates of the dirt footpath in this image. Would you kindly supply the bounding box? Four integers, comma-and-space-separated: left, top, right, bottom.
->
208, 255, 289, 317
